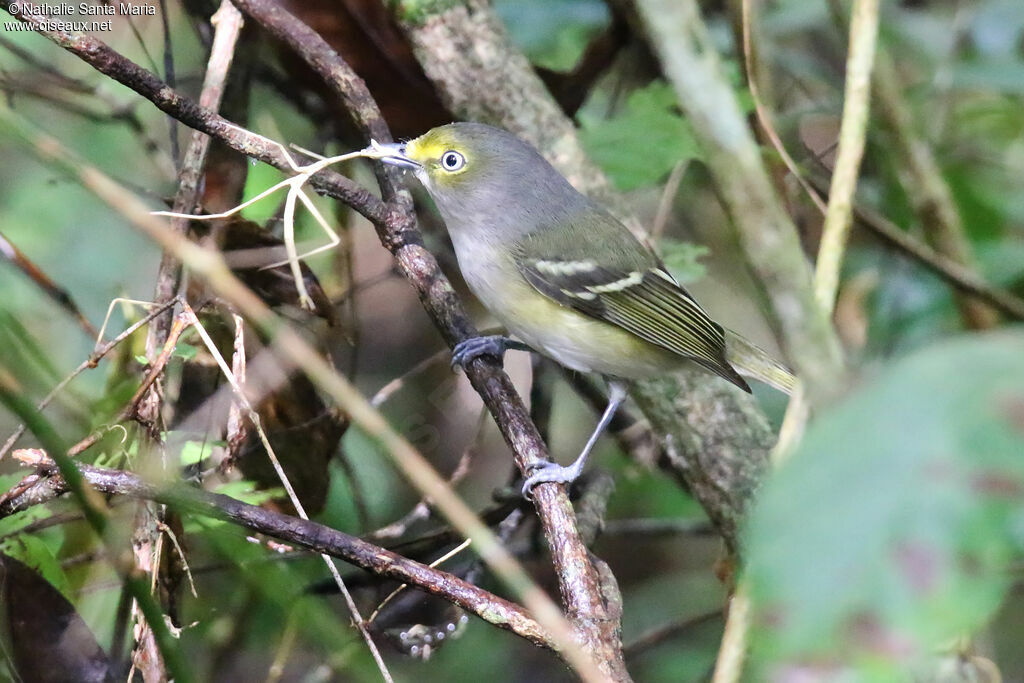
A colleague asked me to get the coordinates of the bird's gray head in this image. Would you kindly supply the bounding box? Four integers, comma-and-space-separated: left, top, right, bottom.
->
376, 122, 590, 242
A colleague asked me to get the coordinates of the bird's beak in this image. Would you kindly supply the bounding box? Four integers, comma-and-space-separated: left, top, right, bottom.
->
361, 139, 421, 170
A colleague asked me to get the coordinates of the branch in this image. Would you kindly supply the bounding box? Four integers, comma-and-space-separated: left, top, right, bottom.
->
144, 1, 245, 349
813, 0, 879, 313
792, 173, 1024, 323
0, 456, 551, 649
851, 200, 1024, 321
0, 228, 97, 337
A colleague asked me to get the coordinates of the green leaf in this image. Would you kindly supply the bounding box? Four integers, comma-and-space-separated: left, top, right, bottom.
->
183, 482, 284, 532
0, 534, 72, 600
744, 330, 1024, 676
179, 439, 224, 466
215, 480, 285, 506
0, 504, 51, 538
580, 81, 702, 191
495, 0, 609, 71
172, 343, 198, 360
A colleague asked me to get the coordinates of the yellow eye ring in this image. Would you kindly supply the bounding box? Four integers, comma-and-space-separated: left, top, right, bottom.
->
439, 150, 466, 172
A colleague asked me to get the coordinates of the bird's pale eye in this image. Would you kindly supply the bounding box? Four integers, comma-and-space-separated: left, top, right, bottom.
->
439, 150, 466, 172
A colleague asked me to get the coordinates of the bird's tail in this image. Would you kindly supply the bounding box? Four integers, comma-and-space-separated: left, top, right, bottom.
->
724, 329, 796, 395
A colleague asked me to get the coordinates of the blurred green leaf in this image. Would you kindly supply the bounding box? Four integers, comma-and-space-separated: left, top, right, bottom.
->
172, 343, 198, 360
0, 533, 72, 600
494, 0, 609, 71
580, 81, 702, 191
951, 60, 1024, 95
658, 239, 709, 284
745, 330, 1024, 675
179, 438, 225, 466
0, 502, 51, 539
215, 480, 286, 507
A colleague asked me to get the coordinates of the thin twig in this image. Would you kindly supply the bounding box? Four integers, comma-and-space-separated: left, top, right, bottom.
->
63, 312, 190, 458
147, 0, 245, 358
851, 201, 1024, 321
650, 160, 688, 242
0, 229, 98, 337
602, 518, 715, 538
796, 174, 1024, 322
367, 538, 473, 624
224, 313, 248, 466
623, 609, 722, 658
740, 0, 828, 217
813, 0, 880, 313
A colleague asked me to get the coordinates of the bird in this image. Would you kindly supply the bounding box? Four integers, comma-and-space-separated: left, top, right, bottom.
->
371, 122, 793, 494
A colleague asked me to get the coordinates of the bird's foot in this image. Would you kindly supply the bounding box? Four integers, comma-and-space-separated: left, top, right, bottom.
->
521, 459, 585, 498
451, 336, 528, 369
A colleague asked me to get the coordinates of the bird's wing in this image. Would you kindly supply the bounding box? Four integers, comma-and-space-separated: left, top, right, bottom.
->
514, 208, 749, 391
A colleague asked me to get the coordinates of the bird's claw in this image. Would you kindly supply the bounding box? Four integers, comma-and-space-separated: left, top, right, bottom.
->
451, 335, 510, 369
521, 460, 582, 499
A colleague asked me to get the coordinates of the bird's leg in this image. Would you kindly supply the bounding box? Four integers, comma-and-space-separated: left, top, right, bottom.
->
451, 335, 532, 368
522, 380, 628, 497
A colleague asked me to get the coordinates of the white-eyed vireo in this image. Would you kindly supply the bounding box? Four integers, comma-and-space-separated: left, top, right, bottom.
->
371, 123, 792, 494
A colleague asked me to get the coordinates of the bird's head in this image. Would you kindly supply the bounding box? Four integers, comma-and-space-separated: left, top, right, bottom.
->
369, 122, 586, 237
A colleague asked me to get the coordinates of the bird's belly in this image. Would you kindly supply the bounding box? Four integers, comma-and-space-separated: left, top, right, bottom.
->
460, 255, 678, 379
504, 301, 679, 379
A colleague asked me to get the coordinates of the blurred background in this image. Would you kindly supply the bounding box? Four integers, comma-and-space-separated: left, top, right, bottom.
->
1, 0, 1023, 680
